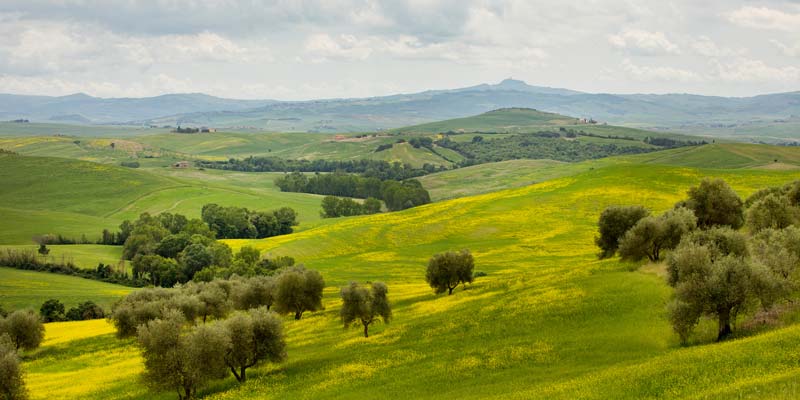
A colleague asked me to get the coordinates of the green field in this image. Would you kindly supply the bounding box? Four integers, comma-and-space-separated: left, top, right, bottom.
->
0, 153, 326, 244
6, 114, 800, 399
0, 245, 125, 270
17, 148, 800, 399
0, 267, 131, 310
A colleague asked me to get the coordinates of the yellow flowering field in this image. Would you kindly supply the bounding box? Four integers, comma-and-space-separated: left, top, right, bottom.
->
23, 160, 800, 399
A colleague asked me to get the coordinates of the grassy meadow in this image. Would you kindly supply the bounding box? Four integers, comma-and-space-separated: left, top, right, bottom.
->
0, 153, 327, 244
0, 267, 131, 310
16, 153, 800, 399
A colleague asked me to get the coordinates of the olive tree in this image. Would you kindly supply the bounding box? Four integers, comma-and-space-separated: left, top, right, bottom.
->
746, 193, 799, 232
137, 310, 229, 400
0, 310, 44, 351
680, 178, 744, 229
233, 276, 276, 311
223, 308, 286, 382
618, 207, 697, 262
595, 205, 649, 258
667, 230, 772, 342
273, 266, 325, 320
0, 334, 27, 400
340, 282, 391, 337
425, 250, 475, 295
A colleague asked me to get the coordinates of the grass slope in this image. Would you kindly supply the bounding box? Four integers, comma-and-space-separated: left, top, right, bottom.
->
629, 143, 800, 169
0, 245, 125, 270
0, 267, 131, 310
0, 154, 326, 244
22, 161, 800, 399
391, 108, 578, 133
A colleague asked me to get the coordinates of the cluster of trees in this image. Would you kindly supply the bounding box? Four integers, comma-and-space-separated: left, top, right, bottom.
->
0, 308, 45, 399
275, 172, 431, 211
320, 196, 381, 218
110, 268, 326, 398
111, 266, 325, 339
137, 308, 285, 398
644, 137, 707, 147
197, 157, 429, 180
111, 261, 398, 398
102, 210, 296, 286
597, 178, 800, 342
39, 299, 105, 322
435, 132, 655, 165
201, 204, 298, 239
0, 248, 139, 286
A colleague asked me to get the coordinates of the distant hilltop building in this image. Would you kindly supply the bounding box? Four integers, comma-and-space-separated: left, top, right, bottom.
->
173, 161, 190, 168
577, 117, 598, 124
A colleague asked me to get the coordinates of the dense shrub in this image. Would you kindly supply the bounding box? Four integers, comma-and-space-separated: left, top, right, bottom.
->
595, 205, 650, 258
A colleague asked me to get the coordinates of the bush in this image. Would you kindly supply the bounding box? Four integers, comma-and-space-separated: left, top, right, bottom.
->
618, 207, 696, 262
595, 205, 650, 258
680, 178, 744, 229
0, 310, 44, 351
65, 301, 105, 321
746, 193, 798, 232
40, 299, 65, 323
0, 334, 27, 400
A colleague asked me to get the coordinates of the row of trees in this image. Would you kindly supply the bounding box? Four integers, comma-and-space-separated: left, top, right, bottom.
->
39, 299, 104, 323
435, 131, 659, 165
320, 196, 381, 218
0, 248, 139, 286
201, 204, 298, 239
275, 172, 431, 211
197, 157, 428, 181
597, 178, 800, 342
111, 266, 326, 339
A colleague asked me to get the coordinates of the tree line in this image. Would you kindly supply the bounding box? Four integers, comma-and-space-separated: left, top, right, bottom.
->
435, 131, 658, 166
275, 172, 431, 211
320, 196, 382, 218
596, 177, 800, 343
197, 157, 429, 180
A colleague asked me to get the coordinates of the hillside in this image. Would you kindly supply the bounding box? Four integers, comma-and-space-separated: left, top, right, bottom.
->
629, 143, 800, 169
0, 153, 326, 244
391, 108, 578, 133
22, 161, 800, 399
0, 267, 131, 310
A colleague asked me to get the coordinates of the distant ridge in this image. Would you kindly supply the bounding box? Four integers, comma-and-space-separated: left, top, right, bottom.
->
1, 80, 799, 133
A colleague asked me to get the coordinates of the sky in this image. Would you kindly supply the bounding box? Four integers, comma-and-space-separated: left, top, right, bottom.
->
0, 0, 799, 100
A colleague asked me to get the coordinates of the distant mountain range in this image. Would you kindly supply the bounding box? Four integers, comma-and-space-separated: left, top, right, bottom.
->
1, 79, 799, 133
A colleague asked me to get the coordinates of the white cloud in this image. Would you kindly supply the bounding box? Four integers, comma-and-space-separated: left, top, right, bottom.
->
621, 59, 699, 81
711, 58, 800, 83
691, 36, 743, 57
728, 6, 800, 32
771, 39, 800, 57
608, 29, 680, 55
303, 34, 373, 62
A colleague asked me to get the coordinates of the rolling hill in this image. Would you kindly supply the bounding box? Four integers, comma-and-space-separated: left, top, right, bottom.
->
0, 153, 327, 244
19, 155, 800, 399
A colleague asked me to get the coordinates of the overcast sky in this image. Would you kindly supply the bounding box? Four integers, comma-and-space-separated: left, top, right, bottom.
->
1, 0, 799, 100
